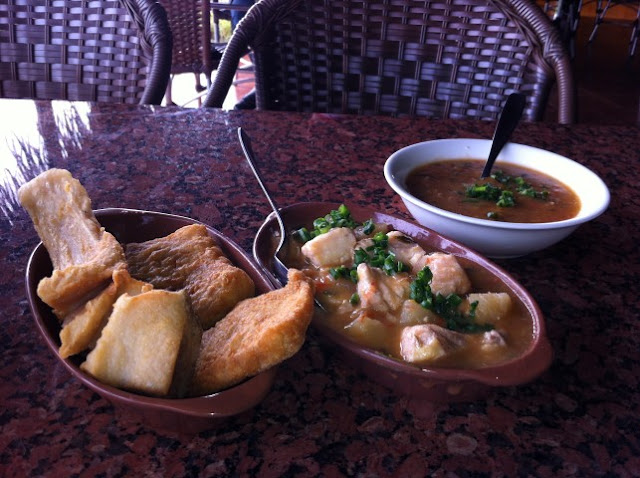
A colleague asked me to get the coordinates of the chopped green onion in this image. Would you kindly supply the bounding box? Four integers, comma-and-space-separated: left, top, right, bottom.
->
410, 267, 491, 334
294, 204, 360, 243
354, 248, 369, 265
373, 232, 388, 248
464, 171, 550, 209
295, 206, 410, 277
362, 219, 375, 235
294, 227, 312, 242
329, 266, 349, 280
496, 190, 515, 207
491, 170, 510, 184
465, 183, 502, 201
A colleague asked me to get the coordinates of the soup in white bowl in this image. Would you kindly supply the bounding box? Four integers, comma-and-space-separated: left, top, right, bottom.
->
384, 139, 610, 258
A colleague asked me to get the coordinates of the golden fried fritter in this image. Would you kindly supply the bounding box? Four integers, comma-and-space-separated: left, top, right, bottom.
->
112, 267, 154, 297
58, 269, 153, 358
81, 288, 202, 398
190, 269, 315, 395
59, 281, 117, 359
18, 169, 126, 317
125, 224, 255, 329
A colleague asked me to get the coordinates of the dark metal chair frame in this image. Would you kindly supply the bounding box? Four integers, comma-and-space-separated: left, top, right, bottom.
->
203, 0, 575, 123
0, 0, 172, 105
545, 0, 582, 59
587, 0, 640, 58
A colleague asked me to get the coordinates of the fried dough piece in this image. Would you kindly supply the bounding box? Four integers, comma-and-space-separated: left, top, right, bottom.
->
59, 282, 118, 359
191, 269, 315, 395
18, 169, 126, 317
81, 289, 202, 398
125, 224, 255, 329
59, 269, 153, 358
112, 267, 154, 297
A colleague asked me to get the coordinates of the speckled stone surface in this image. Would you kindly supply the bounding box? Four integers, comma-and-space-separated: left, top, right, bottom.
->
1, 99, 638, 476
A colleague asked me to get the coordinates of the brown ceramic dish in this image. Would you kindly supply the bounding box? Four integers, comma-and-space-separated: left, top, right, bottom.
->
253, 202, 553, 402
26, 208, 277, 434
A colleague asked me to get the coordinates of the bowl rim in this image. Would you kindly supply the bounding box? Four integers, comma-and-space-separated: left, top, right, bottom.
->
253, 200, 553, 388
25, 207, 277, 419
383, 138, 611, 230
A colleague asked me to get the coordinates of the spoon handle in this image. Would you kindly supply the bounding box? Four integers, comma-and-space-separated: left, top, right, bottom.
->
481, 93, 527, 178
238, 127, 285, 237
238, 127, 290, 287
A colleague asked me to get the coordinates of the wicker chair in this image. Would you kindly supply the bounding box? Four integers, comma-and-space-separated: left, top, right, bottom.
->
160, 0, 224, 105
203, 0, 575, 123
0, 0, 172, 105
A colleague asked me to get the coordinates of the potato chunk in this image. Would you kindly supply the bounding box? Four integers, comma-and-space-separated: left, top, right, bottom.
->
81, 289, 202, 398
344, 313, 389, 350
463, 292, 512, 325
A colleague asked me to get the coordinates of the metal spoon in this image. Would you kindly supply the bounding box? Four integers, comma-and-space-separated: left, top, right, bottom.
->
481, 93, 527, 178
238, 127, 289, 287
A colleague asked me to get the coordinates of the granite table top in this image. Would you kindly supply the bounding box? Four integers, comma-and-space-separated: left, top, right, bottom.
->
0, 99, 638, 476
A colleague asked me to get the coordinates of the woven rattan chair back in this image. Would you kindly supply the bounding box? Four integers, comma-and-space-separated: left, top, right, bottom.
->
159, 0, 216, 104
204, 0, 575, 122
0, 0, 172, 105
160, 0, 212, 77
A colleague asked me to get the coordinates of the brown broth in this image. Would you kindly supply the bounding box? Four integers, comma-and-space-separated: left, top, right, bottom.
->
405, 159, 581, 223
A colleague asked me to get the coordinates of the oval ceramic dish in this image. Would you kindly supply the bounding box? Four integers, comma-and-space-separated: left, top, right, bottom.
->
384, 139, 610, 258
253, 202, 553, 402
26, 208, 276, 434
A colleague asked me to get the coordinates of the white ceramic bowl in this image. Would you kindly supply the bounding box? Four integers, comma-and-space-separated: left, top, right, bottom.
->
384, 138, 610, 258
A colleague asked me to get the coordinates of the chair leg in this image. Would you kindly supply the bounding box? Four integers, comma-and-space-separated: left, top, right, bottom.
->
165, 74, 175, 106
588, 0, 611, 44
569, 0, 583, 58
194, 73, 207, 93
552, 0, 582, 59
544, 0, 553, 13
629, 2, 640, 57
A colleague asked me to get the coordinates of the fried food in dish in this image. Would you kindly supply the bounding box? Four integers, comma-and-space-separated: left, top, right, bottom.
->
21, 170, 315, 399
18, 169, 126, 318
81, 289, 202, 398
191, 269, 314, 395
125, 224, 255, 329
59, 269, 153, 359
